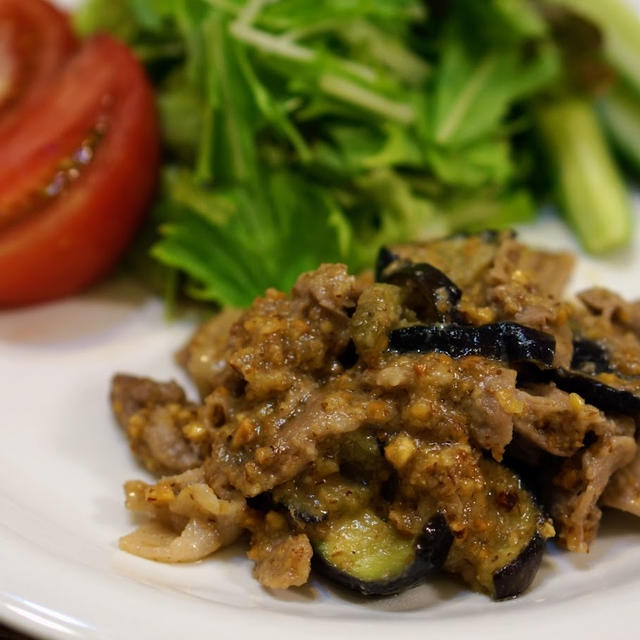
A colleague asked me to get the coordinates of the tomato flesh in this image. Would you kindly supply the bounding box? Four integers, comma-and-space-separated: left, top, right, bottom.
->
0, 0, 76, 126
0, 35, 159, 306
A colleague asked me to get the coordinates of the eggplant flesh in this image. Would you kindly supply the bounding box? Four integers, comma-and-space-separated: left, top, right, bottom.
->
493, 533, 545, 600
312, 512, 452, 597
388, 323, 556, 367
444, 458, 548, 600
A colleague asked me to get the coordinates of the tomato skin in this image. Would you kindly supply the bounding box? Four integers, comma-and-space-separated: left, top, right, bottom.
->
0, 35, 159, 306
0, 0, 77, 126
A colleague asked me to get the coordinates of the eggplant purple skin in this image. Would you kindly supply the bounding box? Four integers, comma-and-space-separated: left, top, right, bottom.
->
375, 247, 463, 325
518, 364, 640, 415
571, 337, 613, 374
374, 232, 509, 281
338, 340, 358, 369
290, 508, 328, 524
565, 337, 640, 413
388, 323, 556, 367
552, 369, 640, 414
245, 492, 275, 512
312, 514, 453, 597
493, 533, 546, 600
246, 491, 328, 524
375, 246, 399, 282
382, 263, 462, 323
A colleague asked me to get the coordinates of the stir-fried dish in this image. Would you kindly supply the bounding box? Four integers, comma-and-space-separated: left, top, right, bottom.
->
110, 231, 640, 599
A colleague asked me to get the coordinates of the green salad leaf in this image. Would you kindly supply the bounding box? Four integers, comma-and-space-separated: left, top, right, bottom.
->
76, 0, 640, 306
152, 169, 348, 307
428, 33, 559, 149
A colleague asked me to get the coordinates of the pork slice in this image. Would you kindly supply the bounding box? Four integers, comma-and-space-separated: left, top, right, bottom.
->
576, 287, 640, 377
579, 287, 640, 326
177, 308, 243, 398
225, 264, 359, 400
206, 387, 370, 497
292, 262, 361, 316
110, 374, 206, 475
486, 237, 574, 367
132, 405, 205, 474
388, 233, 501, 291
363, 353, 519, 460
601, 436, 640, 517
488, 237, 574, 300
549, 434, 636, 552
247, 514, 313, 590
458, 365, 518, 461
513, 383, 618, 457
111, 374, 186, 427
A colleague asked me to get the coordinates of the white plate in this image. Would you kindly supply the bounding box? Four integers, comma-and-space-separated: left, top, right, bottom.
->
4, 0, 640, 634
2, 206, 640, 640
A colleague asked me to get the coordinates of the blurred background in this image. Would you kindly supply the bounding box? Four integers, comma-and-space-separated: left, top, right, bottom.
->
4, 0, 640, 311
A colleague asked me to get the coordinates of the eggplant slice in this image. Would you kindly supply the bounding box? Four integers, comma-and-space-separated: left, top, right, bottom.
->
444, 458, 550, 600
518, 364, 640, 415
246, 491, 276, 513
388, 323, 556, 367
311, 510, 452, 597
493, 533, 545, 600
271, 435, 391, 527
517, 335, 640, 416
571, 337, 613, 374
381, 263, 462, 323
551, 369, 640, 414
374, 246, 400, 282
247, 490, 332, 525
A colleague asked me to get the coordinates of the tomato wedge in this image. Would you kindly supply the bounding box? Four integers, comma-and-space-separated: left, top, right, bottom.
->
0, 0, 77, 126
0, 34, 159, 306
